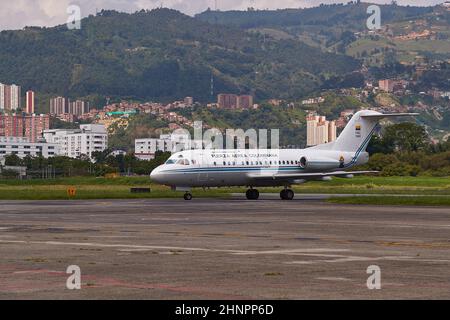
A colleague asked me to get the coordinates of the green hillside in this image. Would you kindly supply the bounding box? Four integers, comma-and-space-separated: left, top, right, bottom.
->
196, 3, 431, 29
197, 3, 447, 60
0, 8, 359, 104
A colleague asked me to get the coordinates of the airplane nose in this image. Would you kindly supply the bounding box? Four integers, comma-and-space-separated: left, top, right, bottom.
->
150, 166, 163, 183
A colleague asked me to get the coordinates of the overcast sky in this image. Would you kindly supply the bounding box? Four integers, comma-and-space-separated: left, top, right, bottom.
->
0, 0, 445, 31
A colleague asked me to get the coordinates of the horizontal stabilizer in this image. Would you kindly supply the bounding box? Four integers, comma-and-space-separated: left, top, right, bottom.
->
360, 113, 419, 120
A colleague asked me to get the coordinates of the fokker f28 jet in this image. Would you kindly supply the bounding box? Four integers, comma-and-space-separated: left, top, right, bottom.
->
150, 110, 417, 200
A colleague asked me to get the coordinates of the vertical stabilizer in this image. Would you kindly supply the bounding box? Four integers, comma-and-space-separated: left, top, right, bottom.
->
310, 110, 418, 152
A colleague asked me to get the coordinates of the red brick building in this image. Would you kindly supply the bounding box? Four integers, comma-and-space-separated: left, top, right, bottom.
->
0, 114, 50, 143
218, 94, 238, 109
24, 114, 50, 142
0, 114, 24, 137
217, 94, 254, 109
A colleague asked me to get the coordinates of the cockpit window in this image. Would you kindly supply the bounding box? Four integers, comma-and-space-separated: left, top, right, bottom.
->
176, 159, 190, 165
165, 159, 176, 164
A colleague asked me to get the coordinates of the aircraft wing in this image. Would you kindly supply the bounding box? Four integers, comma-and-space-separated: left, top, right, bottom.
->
247, 170, 379, 181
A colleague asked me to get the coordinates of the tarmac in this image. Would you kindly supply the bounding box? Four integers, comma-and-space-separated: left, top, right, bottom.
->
0, 197, 449, 299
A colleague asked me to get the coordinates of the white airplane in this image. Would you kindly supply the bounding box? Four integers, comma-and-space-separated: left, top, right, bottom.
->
150, 110, 417, 200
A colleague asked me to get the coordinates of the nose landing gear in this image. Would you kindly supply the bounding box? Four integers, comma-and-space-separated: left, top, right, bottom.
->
246, 188, 260, 200
183, 192, 193, 201
280, 188, 294, 200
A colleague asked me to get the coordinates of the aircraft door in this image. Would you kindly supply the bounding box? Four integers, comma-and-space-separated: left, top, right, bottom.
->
196, 151, 209, 183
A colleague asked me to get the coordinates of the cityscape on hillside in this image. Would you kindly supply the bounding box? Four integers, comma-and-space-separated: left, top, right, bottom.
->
0, 2, 449, 166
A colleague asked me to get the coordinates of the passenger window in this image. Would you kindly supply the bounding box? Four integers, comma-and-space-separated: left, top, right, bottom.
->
246, 161, 249, 165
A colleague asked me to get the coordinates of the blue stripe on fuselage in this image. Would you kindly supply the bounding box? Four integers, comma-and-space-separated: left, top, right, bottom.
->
161, 166, 303, 174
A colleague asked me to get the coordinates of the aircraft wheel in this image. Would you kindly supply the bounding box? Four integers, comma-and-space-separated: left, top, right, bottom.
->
285, 189, 294, 200
280, 189, 294, 200
184, 192, 193, 201
246, 189, 259, 200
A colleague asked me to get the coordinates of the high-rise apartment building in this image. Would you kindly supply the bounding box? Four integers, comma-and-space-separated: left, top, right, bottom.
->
306, 114, 337, 146
50, 97, 89, 116
24, 114, 50, 143
10, 85, 21, 110
26, 90, 35, 114
0, 114, 24, 137
50, 97, 69, 115
0, 83, 21, 111
0, 114, 50, 143
0, 84, 5, 111
68, 100, 89, 116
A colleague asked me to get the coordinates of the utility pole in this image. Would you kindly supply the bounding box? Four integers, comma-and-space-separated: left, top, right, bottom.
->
210, 73, 214, 99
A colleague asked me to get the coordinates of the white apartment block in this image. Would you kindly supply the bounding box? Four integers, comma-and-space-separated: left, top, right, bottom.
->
43, 124, 108, 160
135, 138, 174, 161
10, 85, 21, 110
0, 83, 21, 111
0, 136, 58, 159
306, 114, 337, 146
135, 133, 207, 160
0, 84, 4, 111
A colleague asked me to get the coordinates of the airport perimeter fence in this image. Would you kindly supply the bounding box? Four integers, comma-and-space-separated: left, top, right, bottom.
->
0, 167, 140, 180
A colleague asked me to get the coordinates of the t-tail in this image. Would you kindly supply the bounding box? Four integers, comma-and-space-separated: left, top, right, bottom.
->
310, 110, 419, 153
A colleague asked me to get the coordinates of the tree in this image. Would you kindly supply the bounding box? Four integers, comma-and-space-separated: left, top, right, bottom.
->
92, 149, 112, 164
381, 123, 428, 152
4, 154, 23, 166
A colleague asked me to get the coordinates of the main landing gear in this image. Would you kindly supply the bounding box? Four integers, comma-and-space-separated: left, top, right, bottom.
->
183, 192, 193, 201
246, 188, 260, 200
280, 188, 294, 200
245, 188, 294, 200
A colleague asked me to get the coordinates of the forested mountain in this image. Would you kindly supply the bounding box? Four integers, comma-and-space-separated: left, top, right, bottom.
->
0, 8, 359, 103
196, 3, 432, 29
197, 3, 446, 60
